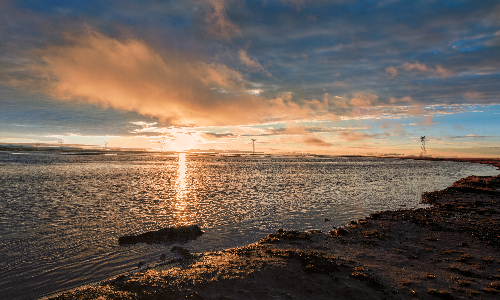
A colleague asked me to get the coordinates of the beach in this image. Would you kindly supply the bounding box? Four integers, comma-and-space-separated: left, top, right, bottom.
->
44, 158, 500, 300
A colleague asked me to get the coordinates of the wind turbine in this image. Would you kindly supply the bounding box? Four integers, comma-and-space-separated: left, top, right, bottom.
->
420, 136, 426, 158
159, 139, 166, 151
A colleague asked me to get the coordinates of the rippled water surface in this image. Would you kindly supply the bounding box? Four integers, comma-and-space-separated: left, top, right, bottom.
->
0, 152, 498, 300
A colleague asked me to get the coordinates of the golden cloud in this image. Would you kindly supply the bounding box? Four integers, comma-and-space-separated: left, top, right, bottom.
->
32, 32, 277, 126
339, 130, 376, 142
303, 136, 331, 147
29, 31, 344, 126
25, 31, 426, 127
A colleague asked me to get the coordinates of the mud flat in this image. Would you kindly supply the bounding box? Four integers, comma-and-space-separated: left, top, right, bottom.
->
44, 158, 500, 300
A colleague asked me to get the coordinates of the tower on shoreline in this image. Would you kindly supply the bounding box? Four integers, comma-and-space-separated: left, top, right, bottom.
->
420, 136, 426, 158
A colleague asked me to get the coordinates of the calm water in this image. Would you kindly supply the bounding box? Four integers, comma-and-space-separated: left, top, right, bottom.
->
0, 152, 498, 300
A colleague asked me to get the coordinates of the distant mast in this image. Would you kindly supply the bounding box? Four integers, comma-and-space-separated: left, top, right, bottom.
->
251, 139, 256, 154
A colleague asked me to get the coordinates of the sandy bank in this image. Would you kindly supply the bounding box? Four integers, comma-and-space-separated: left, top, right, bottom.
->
45, 158, 500, 300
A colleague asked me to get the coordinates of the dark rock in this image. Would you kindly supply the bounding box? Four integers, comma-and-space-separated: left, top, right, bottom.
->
259, 229, 312, 244
119, 225, 204, 245
328, 227, 348, 237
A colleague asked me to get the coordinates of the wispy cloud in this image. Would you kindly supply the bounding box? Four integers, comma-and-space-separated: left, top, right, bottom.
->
204, 0, 241, 39
386, 61, 453, 78
449, 134, 497, 139
339, 130, 377, 142
239, 49, 270, 75
303, 136, 331, 147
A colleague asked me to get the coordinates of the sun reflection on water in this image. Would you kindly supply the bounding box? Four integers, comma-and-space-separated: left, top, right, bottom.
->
172, 153, 196, 225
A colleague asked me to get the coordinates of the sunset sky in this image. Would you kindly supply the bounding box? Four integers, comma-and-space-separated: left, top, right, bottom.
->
1, 0, 499, 156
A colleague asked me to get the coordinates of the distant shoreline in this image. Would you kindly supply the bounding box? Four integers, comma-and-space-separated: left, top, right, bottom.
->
3, 145, 500, 163
395, 156, 500, 170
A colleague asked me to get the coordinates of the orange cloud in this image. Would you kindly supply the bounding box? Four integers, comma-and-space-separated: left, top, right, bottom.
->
406, 106, 426, 115
204, 0, 241, 39
402, 61, 429, 72
303, 136, 331, 147
339, 130, 376, 141
27, 31, 347, 126
275, 125, 331, 147
349, 92, 379, 107
386, 61, 453, 78
435, 65, 453, 78
239, 49, 270, 75
25, 31, 429, 127
385, 66, 398, 77
30, 31, 282, 126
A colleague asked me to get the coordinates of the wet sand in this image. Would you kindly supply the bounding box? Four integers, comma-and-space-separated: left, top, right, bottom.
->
44, 158, 500, 300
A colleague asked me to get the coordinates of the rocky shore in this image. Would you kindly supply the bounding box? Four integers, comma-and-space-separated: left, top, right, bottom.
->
44, 158, 500, 300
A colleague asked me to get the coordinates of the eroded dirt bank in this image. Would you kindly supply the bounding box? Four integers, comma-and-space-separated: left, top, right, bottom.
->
45, 159, 500, 300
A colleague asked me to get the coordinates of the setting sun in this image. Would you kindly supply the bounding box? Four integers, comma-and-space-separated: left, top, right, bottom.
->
163, 128, 205, 152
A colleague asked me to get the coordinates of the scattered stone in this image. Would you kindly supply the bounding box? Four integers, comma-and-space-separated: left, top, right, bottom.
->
171, 246, 192, 259
328, 227, 348, 237
427, 288, 453, 299
260, 229, 311, 243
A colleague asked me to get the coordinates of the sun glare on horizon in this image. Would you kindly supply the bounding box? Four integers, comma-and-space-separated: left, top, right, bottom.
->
157, 128, 208, 152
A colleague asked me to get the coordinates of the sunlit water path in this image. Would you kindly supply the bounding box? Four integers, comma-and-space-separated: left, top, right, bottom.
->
0, 152, 498, 300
